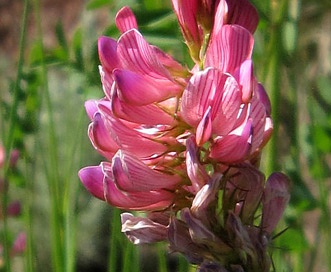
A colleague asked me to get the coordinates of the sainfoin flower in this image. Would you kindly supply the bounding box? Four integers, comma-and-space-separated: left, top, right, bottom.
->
79, 1, 290, 271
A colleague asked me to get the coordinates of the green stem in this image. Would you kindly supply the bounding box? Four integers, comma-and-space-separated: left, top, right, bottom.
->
1, 1, 30, 271
32, 0, 63, 270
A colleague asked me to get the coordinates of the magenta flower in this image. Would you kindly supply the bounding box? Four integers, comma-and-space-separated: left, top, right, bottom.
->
79, 1, 290, 271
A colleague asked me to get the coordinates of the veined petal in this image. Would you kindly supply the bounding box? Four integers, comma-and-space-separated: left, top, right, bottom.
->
256, 83, 271, 116
210, 119, 252, 163
109, 150, 181, 192
226, 0, 259, 34
121, 213, 168, 244
103, 174, 174, 211
88, 112, 119, 158
98, 103, 167, 158
111, 87, 175, 125
117, 29, 172, 79
196, 107, 212, 146
186, 136, 209, 193
180, 68, 218, 127
205, 25, 254, 73
98, 36, 120, 72
115, 6, 138, 33
114, 69, 181, 105
78, 165, 105, 201
211, 74, 242, 136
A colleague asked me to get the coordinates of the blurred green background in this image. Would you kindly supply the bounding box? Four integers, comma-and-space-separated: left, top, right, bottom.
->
0, 0, 330, 271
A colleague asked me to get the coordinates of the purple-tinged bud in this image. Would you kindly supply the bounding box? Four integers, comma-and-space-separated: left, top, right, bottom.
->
261, 172, 290, 235
121, 213, 168, 244
7, 201, 21, 217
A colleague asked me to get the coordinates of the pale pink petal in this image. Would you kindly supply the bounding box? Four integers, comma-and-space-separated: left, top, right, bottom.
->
205, 25, 254, 73
108, 150, 181, 192
211, 0, 227, 35
117, 29, 172, 79
185, 136, 209, 193
210, 119, 252, 163
234, 59, 254, 103
115, 6, 138, 33
99, 65, 115, 100
261, 172, 290, 234
250, 96, 267, 153
114, 69, 181, 105
103, 174, 174, 211
121, 213, 168, 244
11, 232, 26, 255
98, 36, 120, 72
85, 100, 98, 120
0, 144, 4, 168
196, 107, 212, 146
78, 165, 106, 200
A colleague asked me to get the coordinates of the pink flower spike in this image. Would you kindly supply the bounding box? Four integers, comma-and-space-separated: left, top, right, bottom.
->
196, 106, 212, 146
114, 69, 180, 105
0, 144, 4, 168
7, 201, 21, 217
78, 165, 106, 201
210, 119, 252, 163
205, 25, 254, 73
110, 150, 181, 192
98, 36, 120, 72
103, 174, 174, 211
121, 213, 168, 244
115, 6, 138, 33
261, 172, 290, 234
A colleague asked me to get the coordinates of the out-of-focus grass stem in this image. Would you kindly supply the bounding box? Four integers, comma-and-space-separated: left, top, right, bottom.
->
1, 0, 29, 271
33, 0, 64, 271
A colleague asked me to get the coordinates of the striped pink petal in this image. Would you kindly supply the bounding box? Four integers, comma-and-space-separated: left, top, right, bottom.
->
210, 119, 252, 163
109, 150, 181, 192
115, 6, 138, 33
78, 165, 105, 201
114, 69, 181, 105
103, 174, 175, 211
98, 104, 167, 158
205, 25, 254, 73
196, 107, 212, 146
234, 59, 255, 103
117, 29, 172, 79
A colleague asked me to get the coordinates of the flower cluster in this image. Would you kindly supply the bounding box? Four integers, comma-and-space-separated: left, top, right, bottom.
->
79, 0, 290, 271
0, 145, 26, 267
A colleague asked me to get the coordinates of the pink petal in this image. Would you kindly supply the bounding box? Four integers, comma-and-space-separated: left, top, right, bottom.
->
226, 0, 259, 34
85, 100, 98, 120
115, 6, 138, 33
98, 103, 167, 158
256, 83, 271, 116
111, 87, 175, 125
78, 165, 105, 200
103, 174, 174, 211
114, 69, 181, 105
205, 25, 254, 73
108, 150, 181, 192
234, 59, 255, 103
117, 29, 172, 79
196, 107, 212, 146
88, 112, 119, 159
211, 0, 227, 35
210, 119, 252, 163
98, 36, 120, 72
